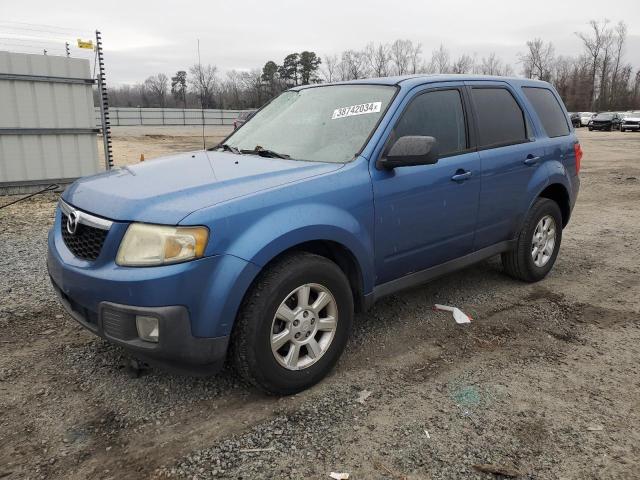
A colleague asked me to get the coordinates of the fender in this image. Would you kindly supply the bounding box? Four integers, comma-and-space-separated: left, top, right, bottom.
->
545, 160, 574, 200
224, 203, 375, 294
516, 159, 571, 235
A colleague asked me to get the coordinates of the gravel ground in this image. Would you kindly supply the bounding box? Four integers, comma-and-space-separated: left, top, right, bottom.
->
1, 129, 639, 479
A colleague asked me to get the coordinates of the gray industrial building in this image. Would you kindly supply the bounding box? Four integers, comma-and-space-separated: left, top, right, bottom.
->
0, 51, 99, 195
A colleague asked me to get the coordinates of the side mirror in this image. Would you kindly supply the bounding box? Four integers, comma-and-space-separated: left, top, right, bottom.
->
377, 136, 439, 170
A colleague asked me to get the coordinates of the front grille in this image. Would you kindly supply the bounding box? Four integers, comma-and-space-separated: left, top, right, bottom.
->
624, 121, 639, 126
61, 213, 108, 261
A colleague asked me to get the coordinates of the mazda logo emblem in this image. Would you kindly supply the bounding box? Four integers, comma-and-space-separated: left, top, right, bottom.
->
66, 211, 80, 235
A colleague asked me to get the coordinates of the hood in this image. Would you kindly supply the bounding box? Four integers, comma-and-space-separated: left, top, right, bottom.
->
63, 151, 343, 224
623, 116, 640, 121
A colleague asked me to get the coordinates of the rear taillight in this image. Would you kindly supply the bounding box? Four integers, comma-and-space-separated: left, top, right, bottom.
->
574, 143, 582, 174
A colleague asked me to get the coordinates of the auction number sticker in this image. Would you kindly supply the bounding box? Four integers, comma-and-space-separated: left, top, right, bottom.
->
332, 101, 382, 120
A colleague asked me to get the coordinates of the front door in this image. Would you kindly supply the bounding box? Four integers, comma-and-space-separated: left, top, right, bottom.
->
370, 85, 481, 285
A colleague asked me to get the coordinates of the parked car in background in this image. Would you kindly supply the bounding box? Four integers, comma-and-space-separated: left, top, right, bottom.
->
48, 75, 580, 394
588, 112, 623, 131
569, 112, 581, 128
233, 110, 257, 130
621, 112, 640, 132
579, 112, 595, 126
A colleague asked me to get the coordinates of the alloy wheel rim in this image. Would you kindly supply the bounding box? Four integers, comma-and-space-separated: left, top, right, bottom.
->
270, 283, 338, 371
531, 215, 556, 267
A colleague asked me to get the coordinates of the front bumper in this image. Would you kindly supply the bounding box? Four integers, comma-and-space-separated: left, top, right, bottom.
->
47, 205, 261, 374
622, 124, 639, 130
51, 277, 228, 374
590, 123, 614, 130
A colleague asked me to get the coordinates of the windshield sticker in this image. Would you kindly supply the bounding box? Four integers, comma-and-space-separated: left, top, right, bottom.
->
332, 102, 382, 120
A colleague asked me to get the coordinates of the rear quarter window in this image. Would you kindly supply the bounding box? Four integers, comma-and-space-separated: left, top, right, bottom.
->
470, 87, 528, 148
522, 87, 570, 138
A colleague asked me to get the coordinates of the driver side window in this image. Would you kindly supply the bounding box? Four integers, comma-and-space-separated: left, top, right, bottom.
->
390, 89, 468, 158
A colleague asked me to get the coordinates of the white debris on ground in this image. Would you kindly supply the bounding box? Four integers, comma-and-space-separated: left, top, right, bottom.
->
434, 304, 473, 324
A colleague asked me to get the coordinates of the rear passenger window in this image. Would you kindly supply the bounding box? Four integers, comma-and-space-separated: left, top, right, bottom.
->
471, 88, 527, 148
391, 89, 467, 157
522, 87, 570, 137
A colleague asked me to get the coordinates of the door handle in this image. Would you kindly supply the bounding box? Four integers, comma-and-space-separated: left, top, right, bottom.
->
451, 170, 472, 182
524, 155, 541, 166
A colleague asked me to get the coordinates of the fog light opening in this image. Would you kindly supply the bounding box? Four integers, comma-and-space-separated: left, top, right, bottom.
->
136, 315, 159, 343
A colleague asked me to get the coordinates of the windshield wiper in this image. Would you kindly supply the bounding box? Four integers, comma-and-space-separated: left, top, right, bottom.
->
211, 143, 241, 154
241, 146, 290, 159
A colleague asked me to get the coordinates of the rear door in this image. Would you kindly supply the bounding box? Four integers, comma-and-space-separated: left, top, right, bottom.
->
466, 81, 546, 249
370, 83, 481, 284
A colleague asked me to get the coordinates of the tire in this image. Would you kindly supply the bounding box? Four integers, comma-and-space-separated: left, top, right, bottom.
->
588, 127, 593, 131
231, 252, 354, 395
501, 198, 563, 283
621, 128, 625, 132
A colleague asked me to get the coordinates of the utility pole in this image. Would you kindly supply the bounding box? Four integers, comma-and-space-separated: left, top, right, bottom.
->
65, 42, 70, 57
95, 30, 113, 169
197, 38, 205, 150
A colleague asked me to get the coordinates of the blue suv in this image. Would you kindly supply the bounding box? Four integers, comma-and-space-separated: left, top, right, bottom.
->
48, 75, 581, 394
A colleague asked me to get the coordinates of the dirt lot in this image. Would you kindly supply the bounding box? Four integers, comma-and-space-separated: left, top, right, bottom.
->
1, 128, 639, 480
101, 126, 233, 166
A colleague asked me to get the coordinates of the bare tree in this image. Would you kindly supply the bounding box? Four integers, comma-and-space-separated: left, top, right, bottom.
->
189, 63, 218, 108
608, 22, 627, 107
479, 53, 503, 75
106, 30, 640, 112
223, 70, 243, 108
321, 54, 339, 82
390, 39, 412, 75
632, 71, 640, 109
451, 54, 475, 74
409, 41, 423, 74
577, 19, 613, 110
364, 42, 391, 77
551, 55, 573, 101
519, 38, 555, 81
430, 44, 451, 73
240, 69, 264, 107
340, 50, 368, 80
502, 63, 515, 77
144, 73, 169, 107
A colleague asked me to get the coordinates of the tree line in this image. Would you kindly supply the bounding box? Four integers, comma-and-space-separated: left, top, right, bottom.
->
105, 19, 640, 112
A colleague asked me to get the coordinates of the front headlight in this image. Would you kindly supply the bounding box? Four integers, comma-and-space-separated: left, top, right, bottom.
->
116, 223, 209, 266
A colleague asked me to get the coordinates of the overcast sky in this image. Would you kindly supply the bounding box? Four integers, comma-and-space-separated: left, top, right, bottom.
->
2, 0, 639, 84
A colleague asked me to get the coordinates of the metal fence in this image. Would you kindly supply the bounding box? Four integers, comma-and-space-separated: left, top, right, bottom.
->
1, 51, 99, 195
96, 107, 251, 127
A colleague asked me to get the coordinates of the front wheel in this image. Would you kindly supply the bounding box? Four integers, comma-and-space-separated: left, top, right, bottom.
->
502, 198, 563, 282
231, 252, 353, 395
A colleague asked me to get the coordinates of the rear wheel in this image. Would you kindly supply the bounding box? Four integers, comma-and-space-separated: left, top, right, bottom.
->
502, 198, 562, 282
231, 252, 353, 395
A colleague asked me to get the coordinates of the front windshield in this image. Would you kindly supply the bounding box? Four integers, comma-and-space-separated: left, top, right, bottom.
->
223, 84, 396, 163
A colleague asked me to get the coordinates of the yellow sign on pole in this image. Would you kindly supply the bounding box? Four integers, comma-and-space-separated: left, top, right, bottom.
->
77, 39, 94, 49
